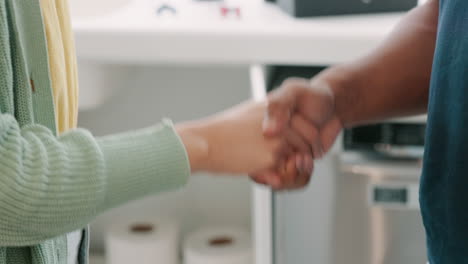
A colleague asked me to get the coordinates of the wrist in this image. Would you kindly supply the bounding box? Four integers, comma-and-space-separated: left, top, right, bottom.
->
175, 121, 211, 173
313, 65, 356, 128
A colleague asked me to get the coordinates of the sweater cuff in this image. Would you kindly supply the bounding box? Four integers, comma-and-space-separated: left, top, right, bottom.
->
97, 119, 190, 210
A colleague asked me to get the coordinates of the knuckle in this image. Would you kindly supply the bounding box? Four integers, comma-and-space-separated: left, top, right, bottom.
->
298, 143, 310, 153
267, 100, 282, 112
292, 116, 318, 139
307, 129, 319, 143
309, 126, 319, 137
291, 115, 302, 127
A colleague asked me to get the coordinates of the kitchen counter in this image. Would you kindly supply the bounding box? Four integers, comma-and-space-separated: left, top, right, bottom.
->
340, 152, 423, 179
72, 0, 402, 65
72, 0, 404, 110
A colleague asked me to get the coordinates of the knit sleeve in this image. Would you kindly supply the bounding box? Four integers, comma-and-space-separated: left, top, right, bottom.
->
0, 114, 190, 246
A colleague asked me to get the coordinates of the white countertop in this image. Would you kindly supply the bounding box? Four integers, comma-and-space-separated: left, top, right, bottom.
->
340, 152, 423, 179
72, 0, 403, 65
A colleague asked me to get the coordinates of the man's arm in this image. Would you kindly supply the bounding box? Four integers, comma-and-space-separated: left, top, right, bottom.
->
254, 0, 440, 189
320, 0, 439, 127
265, 0, 439, 154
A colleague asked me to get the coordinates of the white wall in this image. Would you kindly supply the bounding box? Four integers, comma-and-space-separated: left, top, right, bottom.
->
77, 62, 254, 252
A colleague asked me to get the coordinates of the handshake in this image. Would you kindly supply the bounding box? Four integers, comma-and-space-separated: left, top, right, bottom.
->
177, 78, 343, 191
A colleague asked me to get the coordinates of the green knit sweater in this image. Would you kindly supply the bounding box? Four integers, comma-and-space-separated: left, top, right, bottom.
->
0, 1, 191, 263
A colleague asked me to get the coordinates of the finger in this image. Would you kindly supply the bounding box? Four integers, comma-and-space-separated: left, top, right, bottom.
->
271, 155, 296, 191
277, 154, 313, 191
272, 155, 302, 191
285, 130, 312, 155
303, 155, 314, 175
273, 139, 295, 160
263, 79, 310, 136
273, 157, 294, 190
250, 170, 279, 187
294, 155, 313, 188
291, 115, 324, 159
281, 144, 295, 158
262, 99, 293, 136
264, 139, 292, 171
250, 174, 269, 186
254, 169, 283, 189
251, 155, 313, 191
285, 155, 299, 188
295, 170, 312, 189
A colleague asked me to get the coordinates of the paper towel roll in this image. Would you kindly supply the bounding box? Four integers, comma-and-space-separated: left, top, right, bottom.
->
183, 227, 252, 264
106, 218, 180, 264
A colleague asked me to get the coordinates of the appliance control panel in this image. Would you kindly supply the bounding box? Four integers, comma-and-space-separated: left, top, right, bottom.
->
369, 182, 419, 210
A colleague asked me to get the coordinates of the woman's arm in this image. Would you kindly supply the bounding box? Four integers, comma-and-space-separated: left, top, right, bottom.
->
0, 114, 189, 246
0, 100, 294, 246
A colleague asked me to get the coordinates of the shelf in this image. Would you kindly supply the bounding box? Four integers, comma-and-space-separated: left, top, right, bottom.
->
340, 152, 423, 179
72, 0, 403, 65
72, 0, 405, 109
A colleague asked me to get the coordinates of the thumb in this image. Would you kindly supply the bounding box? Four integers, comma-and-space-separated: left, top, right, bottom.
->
320, 117, 343, 153
262, 78, 310, 136
262, 98, 294, 137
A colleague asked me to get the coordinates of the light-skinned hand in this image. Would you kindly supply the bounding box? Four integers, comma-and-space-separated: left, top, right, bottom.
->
176, 100, 313, 176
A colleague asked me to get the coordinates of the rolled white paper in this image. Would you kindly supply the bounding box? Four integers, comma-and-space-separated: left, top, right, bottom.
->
183, 227, 252, 264
106, 218, 180, 264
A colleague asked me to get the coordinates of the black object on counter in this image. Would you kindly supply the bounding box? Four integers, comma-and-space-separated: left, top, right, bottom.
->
270, 0, 418, 17
267, 66, 325, 92
343, 122, 426, 159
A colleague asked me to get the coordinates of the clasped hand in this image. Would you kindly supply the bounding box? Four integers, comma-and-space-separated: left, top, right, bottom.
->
177, 78, 342, 191
251, 78, 342, 190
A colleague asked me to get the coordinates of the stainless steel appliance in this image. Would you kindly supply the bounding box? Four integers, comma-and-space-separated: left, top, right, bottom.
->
337, 151, 426, 264
343, 116, 426, 159
274, 117, 427, 264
